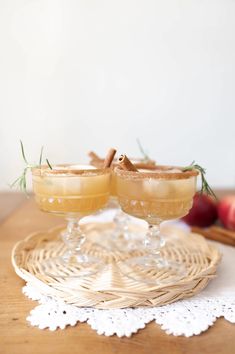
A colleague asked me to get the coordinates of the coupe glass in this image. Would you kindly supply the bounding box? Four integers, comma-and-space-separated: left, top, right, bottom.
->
115, 165, 198, 284
89, 157, 156, 250
32, 165, 110, 277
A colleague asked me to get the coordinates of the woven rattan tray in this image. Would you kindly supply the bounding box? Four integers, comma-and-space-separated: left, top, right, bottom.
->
12, 222, 221, 309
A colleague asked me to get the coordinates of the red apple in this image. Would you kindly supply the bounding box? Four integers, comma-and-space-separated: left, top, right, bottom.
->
182, 193, 218, 227
218, 196, 235, 231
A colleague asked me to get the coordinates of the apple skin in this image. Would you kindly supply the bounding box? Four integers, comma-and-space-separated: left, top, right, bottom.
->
182, 193, 218, 227
218, 196, 235, 231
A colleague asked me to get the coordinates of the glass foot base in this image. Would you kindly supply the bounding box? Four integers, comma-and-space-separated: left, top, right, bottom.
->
40, 252, 103, 278
119, 256, 187, 285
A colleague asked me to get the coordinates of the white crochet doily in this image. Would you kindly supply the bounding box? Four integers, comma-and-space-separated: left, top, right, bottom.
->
22, 211, 235, 337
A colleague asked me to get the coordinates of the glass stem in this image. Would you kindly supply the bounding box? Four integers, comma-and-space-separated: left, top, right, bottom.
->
144, 222, 165, 257
62, 217, 85, 260
114, 207, 129, 239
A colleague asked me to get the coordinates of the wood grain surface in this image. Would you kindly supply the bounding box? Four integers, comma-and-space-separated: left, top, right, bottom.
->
0, 191, 234, 354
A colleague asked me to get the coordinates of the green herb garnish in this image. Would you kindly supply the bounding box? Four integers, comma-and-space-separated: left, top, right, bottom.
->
183, 161, 217, 199
46, 158, 52, 170
10, 141, 53, 194
136, 138, 150, 161
39, 146, 44, 167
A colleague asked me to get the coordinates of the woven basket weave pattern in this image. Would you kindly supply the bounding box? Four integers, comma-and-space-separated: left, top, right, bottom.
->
12, 223, 221, 309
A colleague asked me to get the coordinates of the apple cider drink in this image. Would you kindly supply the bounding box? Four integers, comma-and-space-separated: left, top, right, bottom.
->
32, 165, 110, 215
31, 165, 111, 277
114, 161, 198, 284
88, 152, 157, 250
116, 167, 197, 222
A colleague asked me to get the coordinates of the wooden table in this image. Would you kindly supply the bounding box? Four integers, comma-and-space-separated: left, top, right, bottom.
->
0, 191, 234, 354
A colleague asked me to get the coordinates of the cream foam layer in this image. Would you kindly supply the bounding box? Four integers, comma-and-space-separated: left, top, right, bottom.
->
46, 165, 96, 176
139, 168, 182, 173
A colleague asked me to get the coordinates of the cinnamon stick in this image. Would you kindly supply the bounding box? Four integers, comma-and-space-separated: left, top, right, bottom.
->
209, 226, 235, 241
88, 151, 102, 162
103, 148, 117, 168
191, 226, 235, 247
118, 155, 138, 172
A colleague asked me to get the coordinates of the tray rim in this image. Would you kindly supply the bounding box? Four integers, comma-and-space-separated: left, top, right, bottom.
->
11, 222, 222, 309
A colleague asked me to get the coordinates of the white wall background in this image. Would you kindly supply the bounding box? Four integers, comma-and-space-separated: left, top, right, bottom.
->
0, 0, 235, 190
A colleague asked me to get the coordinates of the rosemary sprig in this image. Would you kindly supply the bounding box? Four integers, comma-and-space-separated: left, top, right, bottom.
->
10, 141, 53, 194
39, 146, 44, 167
20, 140, 28, 164
46, 159, 52, 170
136, 138, 150, 161
183, 161, 217, 199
